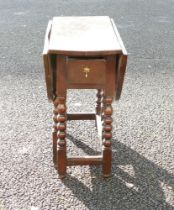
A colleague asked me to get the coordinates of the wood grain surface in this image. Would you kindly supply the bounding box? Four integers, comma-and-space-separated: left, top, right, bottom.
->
48, 16, 122, 55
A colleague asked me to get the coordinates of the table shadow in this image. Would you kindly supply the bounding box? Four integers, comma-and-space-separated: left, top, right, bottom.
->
63, 135, 174, 210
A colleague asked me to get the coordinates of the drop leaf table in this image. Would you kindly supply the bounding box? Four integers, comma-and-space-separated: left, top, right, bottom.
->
43, 16, 127, 178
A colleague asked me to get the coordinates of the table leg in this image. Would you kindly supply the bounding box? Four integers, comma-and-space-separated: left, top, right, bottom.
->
57, 96, 67, 178
102, 96, 113, 177
96, 89, 102, 115
52, 98, 59, 168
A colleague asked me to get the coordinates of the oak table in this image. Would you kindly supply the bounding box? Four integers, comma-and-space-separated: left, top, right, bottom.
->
43, 16, 127, 178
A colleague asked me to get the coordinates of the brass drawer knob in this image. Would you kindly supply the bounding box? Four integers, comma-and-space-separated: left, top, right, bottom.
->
83, 67, 90, 78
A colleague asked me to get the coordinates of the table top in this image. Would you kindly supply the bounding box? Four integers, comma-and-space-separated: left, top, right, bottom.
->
48, 16, 122, 56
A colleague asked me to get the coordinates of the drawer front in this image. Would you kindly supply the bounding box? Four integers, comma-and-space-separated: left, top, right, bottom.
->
66, 59, 106, 85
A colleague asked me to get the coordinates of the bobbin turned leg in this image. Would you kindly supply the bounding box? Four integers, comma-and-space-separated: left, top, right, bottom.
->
57, 96, 67, 178
96, 89, 102, 115
102, 97, 113, 177
52, 98, 59, 168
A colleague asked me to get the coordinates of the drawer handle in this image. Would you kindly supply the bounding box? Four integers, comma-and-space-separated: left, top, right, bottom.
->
83, 67, 90, 78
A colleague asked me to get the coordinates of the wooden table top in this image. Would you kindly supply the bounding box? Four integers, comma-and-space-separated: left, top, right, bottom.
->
48, 16, 122, 56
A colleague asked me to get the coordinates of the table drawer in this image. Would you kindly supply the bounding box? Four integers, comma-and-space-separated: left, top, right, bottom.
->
66, 58, 106, 85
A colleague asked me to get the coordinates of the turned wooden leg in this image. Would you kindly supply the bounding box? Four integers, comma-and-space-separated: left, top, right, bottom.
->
96, 89, 102, 115
102, 96, 113, 177
52, 98, 59, 168
57, 96, 67, 178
